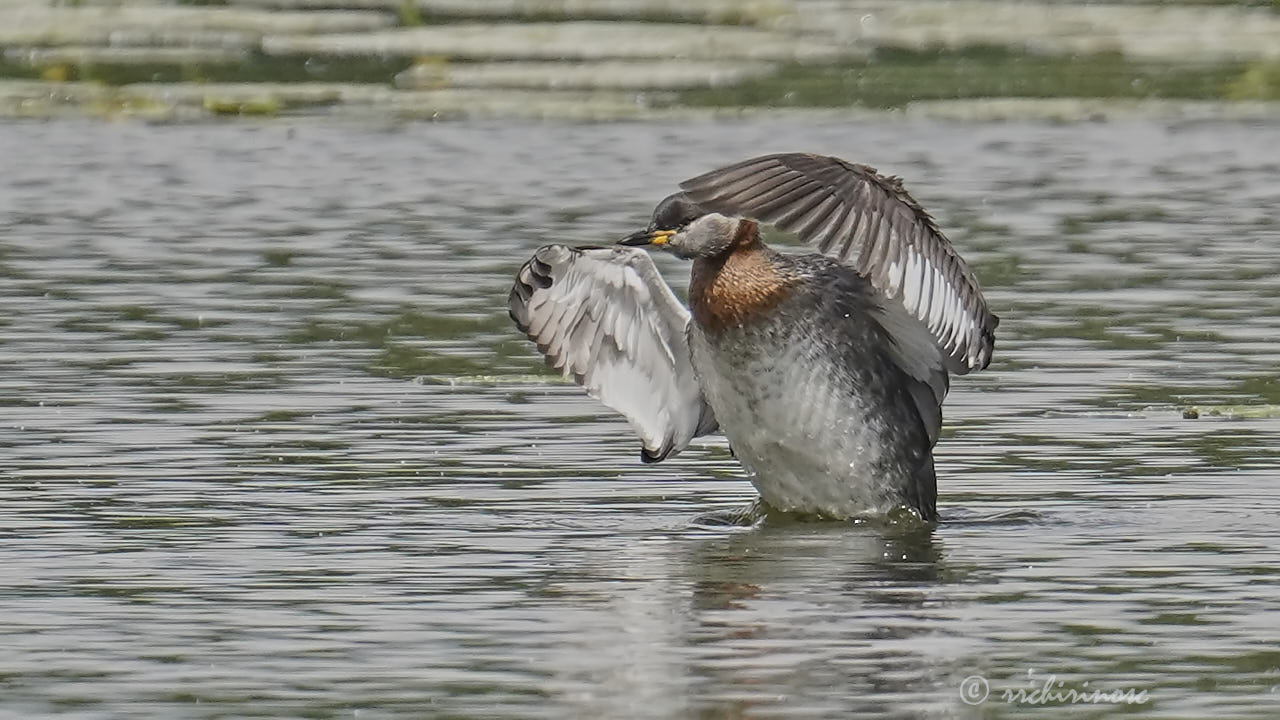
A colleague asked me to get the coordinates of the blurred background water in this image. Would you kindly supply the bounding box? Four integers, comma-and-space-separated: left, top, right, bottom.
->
4, 0, 1280, 121
2, 117, 1280, 717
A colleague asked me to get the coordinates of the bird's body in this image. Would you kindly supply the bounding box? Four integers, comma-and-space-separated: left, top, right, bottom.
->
686, 234, 935, 518
508, 153, 996, 521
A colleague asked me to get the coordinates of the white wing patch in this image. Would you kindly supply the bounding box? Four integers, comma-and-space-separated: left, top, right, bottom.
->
509, 245, 717, 462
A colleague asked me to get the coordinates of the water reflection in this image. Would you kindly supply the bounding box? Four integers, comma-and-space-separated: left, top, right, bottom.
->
529, 520, 957, 718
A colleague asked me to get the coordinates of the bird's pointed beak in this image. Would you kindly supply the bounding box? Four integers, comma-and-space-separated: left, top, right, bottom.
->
618, 228, 675, 247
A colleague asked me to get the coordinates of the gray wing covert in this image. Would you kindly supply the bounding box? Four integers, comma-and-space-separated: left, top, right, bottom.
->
508, 244, 718, 462
679, 152, 997, 374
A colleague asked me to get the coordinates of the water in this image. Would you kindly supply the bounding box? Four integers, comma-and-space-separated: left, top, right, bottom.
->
2, 118, 1279, 718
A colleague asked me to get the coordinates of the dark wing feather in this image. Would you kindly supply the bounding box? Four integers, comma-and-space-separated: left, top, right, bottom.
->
509, 245, 718, 462
680, 153, 997, 373
868, 298, 950, 446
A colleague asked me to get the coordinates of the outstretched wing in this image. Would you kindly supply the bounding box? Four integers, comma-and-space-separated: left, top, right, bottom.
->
679, 152, 997, 373
509, 244, 718, 462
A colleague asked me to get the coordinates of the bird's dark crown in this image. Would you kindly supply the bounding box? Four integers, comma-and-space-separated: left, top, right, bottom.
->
649, 192, 706, 231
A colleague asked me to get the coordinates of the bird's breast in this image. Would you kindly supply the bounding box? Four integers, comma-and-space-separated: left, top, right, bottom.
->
689, 238, 798, 335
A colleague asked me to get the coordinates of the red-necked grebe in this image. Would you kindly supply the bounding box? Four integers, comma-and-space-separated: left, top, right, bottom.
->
509, 153, 997, 521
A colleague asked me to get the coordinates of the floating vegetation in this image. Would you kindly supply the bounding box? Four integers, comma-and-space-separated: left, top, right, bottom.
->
1, 3, 1278, 120
680, 48, 1250, 109
1226, 61, 1280, 100
203, 94, 284, 115
1183, 405, 1280, 420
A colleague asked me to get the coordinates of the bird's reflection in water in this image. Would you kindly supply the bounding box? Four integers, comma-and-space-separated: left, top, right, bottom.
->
675, 520, 972, 717
686, 516, 949, 612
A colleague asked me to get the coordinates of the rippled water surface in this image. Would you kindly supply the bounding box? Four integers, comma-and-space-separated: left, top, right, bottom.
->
3, 118, 1280, 718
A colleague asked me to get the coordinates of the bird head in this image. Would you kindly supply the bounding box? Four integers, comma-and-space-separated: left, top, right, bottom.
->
619, 192, 741, 260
